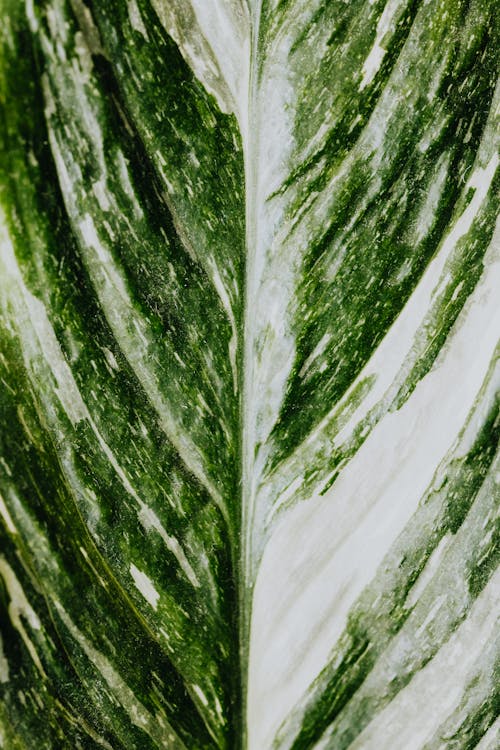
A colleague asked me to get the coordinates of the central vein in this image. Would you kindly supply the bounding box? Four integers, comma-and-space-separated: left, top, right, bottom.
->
239, 3, 262, 748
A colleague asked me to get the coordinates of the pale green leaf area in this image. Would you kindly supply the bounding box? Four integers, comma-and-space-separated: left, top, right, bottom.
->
0, 1, 498, 748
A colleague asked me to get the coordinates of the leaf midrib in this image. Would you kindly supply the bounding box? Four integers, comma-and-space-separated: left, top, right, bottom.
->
239, 4, 262, 748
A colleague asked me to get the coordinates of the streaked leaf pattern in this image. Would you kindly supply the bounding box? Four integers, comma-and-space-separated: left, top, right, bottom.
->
0, 1, 498, 748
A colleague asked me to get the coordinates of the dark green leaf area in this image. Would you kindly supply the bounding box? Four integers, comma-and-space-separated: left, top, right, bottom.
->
267, 0, 423, 195
0, 7, 242, 746
269, 0, 498, 462
0, 338, 217, 748
0, 539, 120, 750
287, 626, 375, 750
1, 0, 236, 634
33, 0, 241, 509
89, 0, 245, 318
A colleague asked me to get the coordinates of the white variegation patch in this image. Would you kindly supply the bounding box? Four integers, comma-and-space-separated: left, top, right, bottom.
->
151, 0, 250, 119
0, 634, 9, 684
0, 559, 45, 678
130, 564, 160, 609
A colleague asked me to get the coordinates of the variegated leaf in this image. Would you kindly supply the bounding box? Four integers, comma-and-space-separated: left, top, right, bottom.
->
0, 1, 498, 748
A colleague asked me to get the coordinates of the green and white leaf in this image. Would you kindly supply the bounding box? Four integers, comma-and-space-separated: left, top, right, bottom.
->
0, 1, 498, 748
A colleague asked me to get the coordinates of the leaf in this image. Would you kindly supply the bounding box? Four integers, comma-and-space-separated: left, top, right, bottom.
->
0, 1, 498, 748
